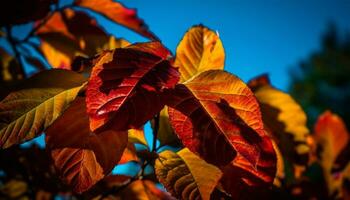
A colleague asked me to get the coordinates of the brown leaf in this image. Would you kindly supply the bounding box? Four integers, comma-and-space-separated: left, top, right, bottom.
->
46, 97, 128, 193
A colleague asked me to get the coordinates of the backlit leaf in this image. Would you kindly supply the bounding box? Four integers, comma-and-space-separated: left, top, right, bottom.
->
155, 148, 222, 200
119, 142, 139, 164
0, 48, 22, 83
0, 70, 86, 148
152, 106, 180, 147
40, 33, 79, 69
248, 75, 310, 165
37, 9, 126, 69
120, 180, 175, 200
167, 70, 268, 166
128, 128, 147, 146
314, 111, 350, 195
166, 70, 276, 197
74, 0, 158, 40
46, 98, 127, 193
175, 25, 225, 82
86, 42, 179, 131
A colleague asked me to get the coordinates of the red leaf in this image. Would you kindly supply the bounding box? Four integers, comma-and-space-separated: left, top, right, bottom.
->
74, 0, 158, 40
86, 42, 179, 131
46, 97, 128, 193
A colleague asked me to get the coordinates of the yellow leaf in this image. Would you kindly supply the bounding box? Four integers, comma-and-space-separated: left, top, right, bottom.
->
314, 111, 350, 195
272, 140, 285, 187
41, 39, 75, 69
0, 180, 27, 198
128, 128, 147, 146
155, 148, 223, 200
252, 80, 310, 164
152, 106, 179, 147
175, 25, 225, 82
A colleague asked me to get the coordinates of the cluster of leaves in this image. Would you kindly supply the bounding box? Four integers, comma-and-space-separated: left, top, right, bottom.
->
0, 1, 350, 200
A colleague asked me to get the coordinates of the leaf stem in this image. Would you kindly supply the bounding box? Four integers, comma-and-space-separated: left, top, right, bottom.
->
151, 113, 160, 152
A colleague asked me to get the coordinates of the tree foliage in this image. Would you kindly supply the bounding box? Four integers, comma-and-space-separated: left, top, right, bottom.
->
0, 1, 349, 200
289, 25, 350, 127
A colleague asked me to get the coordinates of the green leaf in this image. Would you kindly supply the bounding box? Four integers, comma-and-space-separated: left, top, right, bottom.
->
155, 148, 222, 200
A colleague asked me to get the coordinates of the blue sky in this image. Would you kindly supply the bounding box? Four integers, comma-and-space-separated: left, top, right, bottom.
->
109, 0, 350, 91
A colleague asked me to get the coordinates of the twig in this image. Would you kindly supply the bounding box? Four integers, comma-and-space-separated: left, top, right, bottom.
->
151, 113, 160, 152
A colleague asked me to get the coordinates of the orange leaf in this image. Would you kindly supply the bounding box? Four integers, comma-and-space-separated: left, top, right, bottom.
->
86, 42, 179, 131
314, 111, 349, 161
118, 142, 139, 164
37, 9, 123, 69
248, 74, 310, 165
175, 25, 225, 82
166, 70, 276, 197
46, 97, 128, 193
74, 0, 158, 40
314, 111, 350, 194
118, 180, 175, 200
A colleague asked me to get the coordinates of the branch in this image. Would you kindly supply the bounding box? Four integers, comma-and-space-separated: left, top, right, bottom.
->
21, 3, 73, 42
5, 26, 26, 78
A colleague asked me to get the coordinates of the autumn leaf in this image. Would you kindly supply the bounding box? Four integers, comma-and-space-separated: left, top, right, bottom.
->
152, 106, 180, 147
37, 9, 128, 69
314, 111, 350, 195
166, 70, 276, 198
248, 74, 310, 165
155, 148, 222, 200
39, 32, 80, 69
175, 25, 225, 82
46, 97, 128, 193
128, 128, 148, 146
119, 142, 139, 164
167, 70, 268, 166
0, 69, 86, 148
74, 0, 158, 40
0, 48, 22, 83
86, 42, 179, 131
121, 180, 175, 200
93, 178, 174, 200
0, 179, 27, 199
